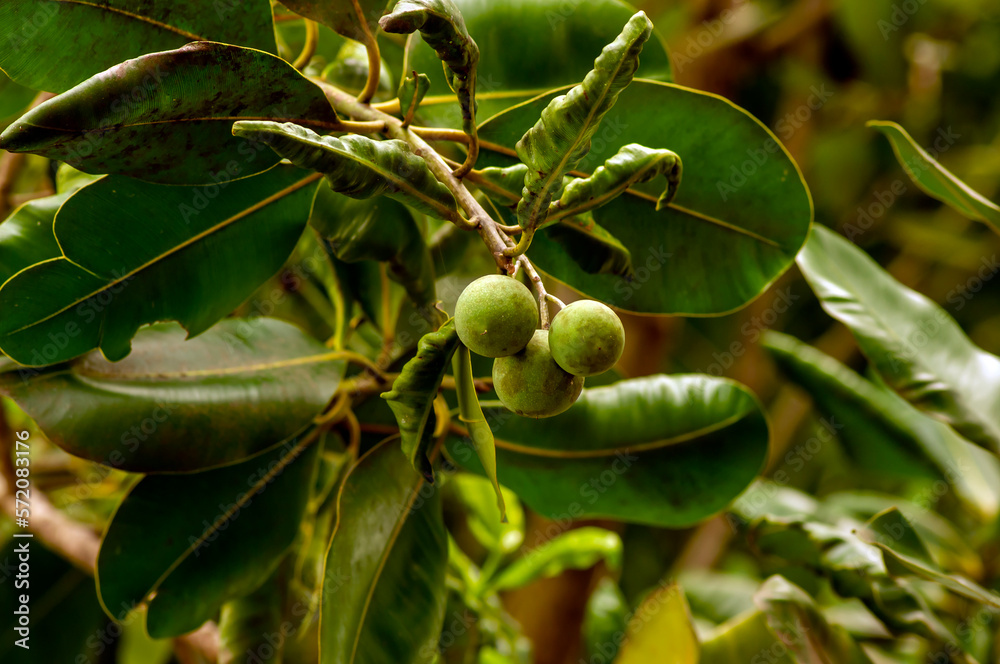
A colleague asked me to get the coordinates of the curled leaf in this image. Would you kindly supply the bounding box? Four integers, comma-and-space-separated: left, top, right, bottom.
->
398, 71, 432, 122
551, 144, 682, 221
233, 120, 460, 221
515, 12, 652, 238
382, 319, 461, 480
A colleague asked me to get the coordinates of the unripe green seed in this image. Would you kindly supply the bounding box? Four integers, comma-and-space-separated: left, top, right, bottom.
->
455, 275, 538, 358
492, 330, 584, 418
548, 300, 625, 376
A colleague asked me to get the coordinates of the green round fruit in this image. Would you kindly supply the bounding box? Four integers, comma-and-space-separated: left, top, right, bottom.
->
548, 300, 625, 376
455, 275, 538, 358
492, 330, 584, 418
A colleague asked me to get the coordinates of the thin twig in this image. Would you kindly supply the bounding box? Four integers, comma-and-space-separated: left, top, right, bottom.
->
518, 256, 550, 329
292, 19, 319, 70
355, 11, 382, 103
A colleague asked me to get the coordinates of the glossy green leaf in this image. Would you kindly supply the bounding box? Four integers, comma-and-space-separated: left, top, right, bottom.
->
277, 0, 384, 50
615, 583, 698, 664
320, 437, 447, 664
407, 0, 672, 125
447, 375, 769, 527
233, 120, 459, 221
0, 165, 319, 365
449, 473, 524, 555
763, 330, 1000, 520
700, 611, 794, 664
581, 577, 628, 663
546, 213, 634, 278
0, 188, 90, 284
514, 12, 650, 235
869, 121, 1000, 234
0, 319, 345, 472
861, 508, 1000, 609
489, 527, 621, 592
453, 343, 505, 520
380, 0, 479, 138
753, 575, 872, 664
310, 186, 438, 310
550, 144, 682, 221
399, 71, 432, 119
383, 320, 461, 480
0, 71, 34, 119
0, 43, 337, 184
0, 0, 276, 93
97, 433, 320, 638
219, 561, 290, 664
797, 225, 1000, 453
477, 80, 812, 315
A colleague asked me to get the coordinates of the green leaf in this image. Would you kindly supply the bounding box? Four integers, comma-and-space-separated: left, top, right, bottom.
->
489, 527, 621, 592
546, 213, 634, 278
0, 319, 345, 472
453, 343, 505, 520
0, 71, 34, 120
448, 473, 524, 556
797, 225, 1000, 453
219, 560, 290, 664
551, 144, 682, 220
382, 320, 461, 480
277, 0, 384, 51
321, 436, 447, 664
0, 165, 319, 365
514, 12, 651, 235
310, 185, 438, 310
398, 71, 432, 119
0, 42, 337, 184
615, 583, 698, 664
233, 120, 459, 221
762, 330, 1000, 520
861, 508, 1000, 609
0, 193, 74, 283
477, 80, 812, 315
380, 0, 479, 139
700, 610, 794, 664
868, 121, 1000, 234
0, 0, 277, 93
97, 432, 320, 638
753, 575, 872, 664
447, 375, 769, 527
407, 0, 672, 125
581, 577, 628, 663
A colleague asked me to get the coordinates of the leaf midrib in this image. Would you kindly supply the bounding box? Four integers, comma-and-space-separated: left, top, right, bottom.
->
54, 0, 206, 41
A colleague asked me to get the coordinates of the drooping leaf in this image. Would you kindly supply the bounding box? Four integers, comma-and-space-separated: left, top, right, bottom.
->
398, 71, 432, 120
0, 43, 337, 184
382, 320, 461, 480
797, 225, 1000, 453
476, 80, 812, 315
763, 330, 1000, 520
277, 0, 384, 51
310, 185, 438, 310
581, 577, 629, 663
0, 0, 276, 93
97, 432, 320, 638
448, 473, 524, 556
861, 508, 1000, 609
546, 213, 634, 278
380, 0, 479, 138
407, 0, 672, 126
489, 527, 622, 592
868, 121, 1000, 234
453, 343, 505, 520
0, 319, 345, 472
514, 12, 651, 235
233, 120, 460, 221
0, 165, 320, 365
550, 144, 682, 221
615, 583, 699, 664
447, 375, 769, 527
320, 436, 447, 664
753, 575, 872, 664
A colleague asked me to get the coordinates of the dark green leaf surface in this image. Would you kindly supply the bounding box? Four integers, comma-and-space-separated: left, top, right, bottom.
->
546, 214, 634, 278
797, 225, 1000, 453
97, 434, 320, 638
0, 192, 72, 283
278, 0, 385, 47
0, 71, 34, 119
320, 437, 447, 664
408, 0, 672, 125
763, 330, 1000, 520
0, 165, 320, 365
0, 319, 345, 472
514, 12, 651, 233
219, 561, 290, 664
0, 42, 337, 184
477, 81, 812, 315
310, 185, 438, 309
869, 121, 1000, 234
382, 320, 460, 480
234, 120, 459, 221
0, 0, 276, 93
447, 375, 769, 527
489, 527, 621, 592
